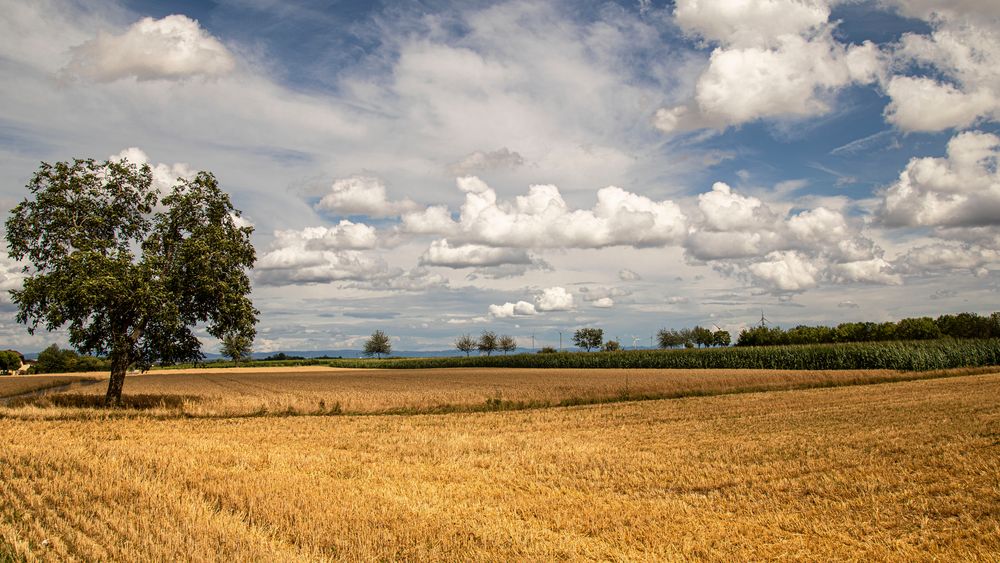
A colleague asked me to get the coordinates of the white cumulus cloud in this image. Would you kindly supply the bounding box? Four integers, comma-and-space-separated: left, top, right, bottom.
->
108, 147, 195, 192
658, 0, 882, 132
316, 176, 419, 218
884, 76, 997, 132
686, 182, 899, 291
405, 176, 686, 252
747, 250, 821, 291
880, 131, 1000, 228
882, 8, 1000, 131
65, 15, 235, 82
592, 297, 614, 308
256, 247, 387, 286
488, 301, 538, 318
275, 222, 379, 251
0, 252, 26, 301
830, 258, 901, 285
674, 0, 831, 48
420, 239, 534, 268
897, 242, 998, 273
536, 286, 575, 311
256, 223, 398, 286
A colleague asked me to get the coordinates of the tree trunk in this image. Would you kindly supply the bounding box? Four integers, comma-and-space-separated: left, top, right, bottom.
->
105, 353, 129, 406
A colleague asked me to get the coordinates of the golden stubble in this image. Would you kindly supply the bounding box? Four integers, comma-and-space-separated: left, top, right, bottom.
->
1, 372, 998, 561
3, 366, 995, 419
0, 375, 104, 399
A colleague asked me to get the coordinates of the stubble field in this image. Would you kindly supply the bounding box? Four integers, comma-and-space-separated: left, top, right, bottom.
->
1, 365, 996, 418
0, 368, 998, 560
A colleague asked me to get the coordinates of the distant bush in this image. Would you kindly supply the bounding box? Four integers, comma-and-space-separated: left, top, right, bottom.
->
31, 344, 110, 374
263, 352, 306, 361
0, 350, 21, 374
538, 347, 558, 354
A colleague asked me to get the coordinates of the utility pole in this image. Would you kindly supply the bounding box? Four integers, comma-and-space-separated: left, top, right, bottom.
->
531, 332, 535, 351
650, 335, 654, 349
559, 331, 563, 351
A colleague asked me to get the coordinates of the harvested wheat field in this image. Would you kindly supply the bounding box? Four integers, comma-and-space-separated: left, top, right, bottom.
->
1, 371, 999, 561
2, 366, 997, 418
0, 374, 104, 399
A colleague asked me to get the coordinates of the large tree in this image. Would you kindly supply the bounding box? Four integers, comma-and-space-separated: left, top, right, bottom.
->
5, 158, 258, 404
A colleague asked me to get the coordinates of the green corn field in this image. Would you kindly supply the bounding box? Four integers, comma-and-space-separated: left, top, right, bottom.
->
323, 339, 1000, 371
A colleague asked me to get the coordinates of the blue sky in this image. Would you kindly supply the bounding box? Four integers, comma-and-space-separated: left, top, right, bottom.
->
0, 0, 998, 352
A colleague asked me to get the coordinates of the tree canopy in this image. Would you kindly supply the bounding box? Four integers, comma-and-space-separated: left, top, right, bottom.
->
573, 328, 603, 352
5, 158, 257, 402
735, 312, 1000, 346
455, 334, 476, 357
363, 330, 391, 358
498, 334, 517, 355
221, 333, 253, 365
478, 331, 498, 356
0, 350, 21, 374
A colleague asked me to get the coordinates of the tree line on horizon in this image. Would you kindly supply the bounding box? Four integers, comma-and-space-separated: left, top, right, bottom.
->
657, 327, 731, 349
735, 311, 1000, 347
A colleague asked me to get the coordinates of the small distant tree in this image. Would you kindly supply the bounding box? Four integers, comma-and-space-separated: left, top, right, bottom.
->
363, 330, 391, 358
221, 333, 253, 365
498, 335, 517, 355
538, 346, 557, 354
0, 351, 21, 374
35, 344, 74, 373
657, 329, 684, 348
478, 330, 498, 356
712, 330, 731, 347
602, 340, 621, 352
573, 328, 603, 352
455, 334, 476, 357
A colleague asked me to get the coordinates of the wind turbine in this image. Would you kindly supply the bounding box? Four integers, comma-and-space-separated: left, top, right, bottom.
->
632, 336, 641, 350
759, 310, 770, 327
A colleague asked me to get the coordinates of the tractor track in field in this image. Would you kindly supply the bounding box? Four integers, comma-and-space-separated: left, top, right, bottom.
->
0, 378, 107, 406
